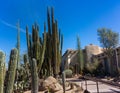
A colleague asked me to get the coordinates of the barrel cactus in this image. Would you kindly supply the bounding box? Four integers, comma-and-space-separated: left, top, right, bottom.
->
64, 69, 73, 78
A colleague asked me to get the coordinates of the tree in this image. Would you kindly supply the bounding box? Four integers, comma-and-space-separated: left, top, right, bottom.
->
97, 28, 119, 75
77, 36, 84, 74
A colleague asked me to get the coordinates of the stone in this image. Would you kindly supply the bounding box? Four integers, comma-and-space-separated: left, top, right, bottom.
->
40, 76, 62, 92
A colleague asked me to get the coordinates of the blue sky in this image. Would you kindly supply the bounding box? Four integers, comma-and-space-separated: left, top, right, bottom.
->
0, 0, 120, 59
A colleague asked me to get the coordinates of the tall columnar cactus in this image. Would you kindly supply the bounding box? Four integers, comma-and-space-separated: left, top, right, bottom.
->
0, 51, 5, 93
38, 23, 47, 73
26, 23, 46, 92
45, 7, 52, 76
26, 7, 63, 79
45, 7, 63, 77
5, 48, 18, 93
23, 54, 30, 78
26, 23, 46, 73
77, 36, 84, 74
31, 58, 38, 93
16, 21, 20, 91
51, 8, 63, 77
16, 21, 20, 69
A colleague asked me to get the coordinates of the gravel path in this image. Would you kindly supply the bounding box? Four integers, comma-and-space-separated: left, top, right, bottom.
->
67, 78, 120, 93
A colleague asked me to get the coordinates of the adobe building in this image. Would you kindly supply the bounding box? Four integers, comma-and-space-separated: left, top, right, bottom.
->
61, 44, 103, 73
62, 44, 120, 75
93, 46, 120, 75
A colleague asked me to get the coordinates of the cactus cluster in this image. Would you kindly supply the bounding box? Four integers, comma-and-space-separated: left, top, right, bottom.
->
0, 7, 63, 93
43, 7, 63, 77
26, 23, 46, 73
0, 48, 18, 93
26, 7, 63, 78
25, 7, 63, 92
26, 23, 46, 92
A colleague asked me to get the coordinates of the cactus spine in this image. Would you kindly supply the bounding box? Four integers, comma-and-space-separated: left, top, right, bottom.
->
5, 48, 18, 93
0, 51, 5, 93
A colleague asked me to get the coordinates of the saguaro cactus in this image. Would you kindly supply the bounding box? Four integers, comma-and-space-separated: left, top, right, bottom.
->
5, 48, 18, 93
0, 51, 5, 93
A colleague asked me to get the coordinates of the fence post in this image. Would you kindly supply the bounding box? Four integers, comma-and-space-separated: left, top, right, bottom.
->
96, 80, 99, 93
85, 79, 87, 90
81, 81, 83, 89
62, 72, 66, 93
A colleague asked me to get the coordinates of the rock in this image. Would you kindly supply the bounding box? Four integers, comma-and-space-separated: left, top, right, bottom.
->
43, 76, 57, 86
39, 79, 46, 91
40, 76, 62, 92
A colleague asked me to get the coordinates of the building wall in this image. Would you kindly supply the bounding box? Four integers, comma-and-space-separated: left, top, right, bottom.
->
61, 49, 77, 71
62, 44, 120, 75
85, 44, 103, 62
93, 47, 120, 75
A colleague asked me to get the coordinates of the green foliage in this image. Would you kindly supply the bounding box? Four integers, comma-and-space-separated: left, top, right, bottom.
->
97, 28, 119, 75
97, 28, 119, 50
64, 69, 73, 78
85, 58, 99, 74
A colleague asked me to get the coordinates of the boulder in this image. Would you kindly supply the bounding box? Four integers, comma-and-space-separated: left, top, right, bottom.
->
40, 76, 62, 92
43, 76, 57, 86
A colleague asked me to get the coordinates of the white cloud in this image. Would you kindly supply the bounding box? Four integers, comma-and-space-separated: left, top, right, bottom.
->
0, 19, 26, 33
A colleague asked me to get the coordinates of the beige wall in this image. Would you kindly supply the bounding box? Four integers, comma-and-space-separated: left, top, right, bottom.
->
62, 45, 120, 75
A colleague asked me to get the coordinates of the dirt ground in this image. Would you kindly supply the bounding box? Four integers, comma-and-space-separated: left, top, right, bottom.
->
24, 83, 83, 93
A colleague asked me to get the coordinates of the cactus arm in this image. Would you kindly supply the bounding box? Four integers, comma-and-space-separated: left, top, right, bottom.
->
38, 23, 46, 73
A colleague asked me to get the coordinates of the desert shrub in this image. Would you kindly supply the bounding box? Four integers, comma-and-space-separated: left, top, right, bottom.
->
84, 58, 104, 76
86, 61, 99, 73
64, 69, 73, 78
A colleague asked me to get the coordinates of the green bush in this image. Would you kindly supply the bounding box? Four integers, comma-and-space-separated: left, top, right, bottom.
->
84, 57, 106, 77
64, 69, 73, 78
